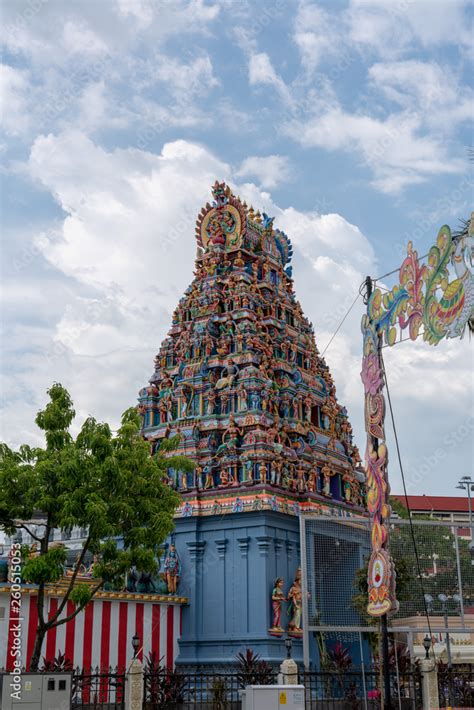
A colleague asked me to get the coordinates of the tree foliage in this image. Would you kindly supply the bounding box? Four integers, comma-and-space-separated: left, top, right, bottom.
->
0, 383, 193, 669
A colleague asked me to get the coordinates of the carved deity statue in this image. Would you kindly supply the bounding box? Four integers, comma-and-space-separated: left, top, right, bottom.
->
269, 577, 286, 635
287, 568, 303, 636
321, 463, 332, 496
163, 544, 181, 595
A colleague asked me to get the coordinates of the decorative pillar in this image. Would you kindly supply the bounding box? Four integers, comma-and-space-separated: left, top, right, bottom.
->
420, 659, 439, 710
125, 658, 143, 710
279, 658, 298, 685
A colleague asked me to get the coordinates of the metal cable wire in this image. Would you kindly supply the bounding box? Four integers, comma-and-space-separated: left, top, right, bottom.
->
320, 292, 361, 357
380, 352, 437, 662
374, 253, 429, 283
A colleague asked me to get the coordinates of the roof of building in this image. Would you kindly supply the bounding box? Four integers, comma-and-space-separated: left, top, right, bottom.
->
392, 494, 471, 513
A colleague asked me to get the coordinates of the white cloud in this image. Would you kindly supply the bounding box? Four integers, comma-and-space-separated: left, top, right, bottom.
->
236, 155, 291, 189
368, 60, 473, 131
248, 52, 291, 104
0, 64, 30, 136
293, 2, 342, 75
286, 104, 464, 194
348, 0, 472, 58
154, 54, 219, 99
62, 20, 109, 57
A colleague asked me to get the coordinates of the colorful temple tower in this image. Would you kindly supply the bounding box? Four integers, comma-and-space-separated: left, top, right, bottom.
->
139, 182, 366, 668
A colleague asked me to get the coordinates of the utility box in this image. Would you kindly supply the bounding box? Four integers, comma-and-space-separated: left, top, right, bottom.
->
240, 684, 305, 710
0, 673, 72, 710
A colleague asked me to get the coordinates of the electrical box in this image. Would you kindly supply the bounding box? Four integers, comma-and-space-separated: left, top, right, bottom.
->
240, 684, 305, 710
0, 673, 72, 710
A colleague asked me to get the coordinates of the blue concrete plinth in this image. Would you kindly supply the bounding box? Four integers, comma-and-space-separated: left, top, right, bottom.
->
173, 510, 307, 669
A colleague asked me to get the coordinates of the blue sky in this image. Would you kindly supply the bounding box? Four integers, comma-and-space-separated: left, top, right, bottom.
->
1, 0, 473, 497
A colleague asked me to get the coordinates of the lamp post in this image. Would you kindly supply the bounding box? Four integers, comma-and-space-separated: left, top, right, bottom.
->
437, 594, 452, 670
456, 476, 474, 564
284, 636, 293, 660
422, 634, 431, 660
132, 633, 140, 659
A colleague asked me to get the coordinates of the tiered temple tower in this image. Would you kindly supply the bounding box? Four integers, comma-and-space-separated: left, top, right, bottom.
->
139, 182, 366, 668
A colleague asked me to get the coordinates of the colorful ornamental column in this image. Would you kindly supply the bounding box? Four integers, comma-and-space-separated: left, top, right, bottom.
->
361, 216, 474, 617
139, 181, 364, 516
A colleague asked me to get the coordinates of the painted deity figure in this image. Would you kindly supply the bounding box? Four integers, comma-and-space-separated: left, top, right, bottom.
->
222, 413, 242, 450
237, 382, 248, 411
321, 463, 331, 496
344, 480, 352, 502
206, 390, 217, 415
242, 459, 253, 483
296, 465, 306, 494
250, 391, 261, 410
307, 468, 317, 493
163, 544, 181, 595
204, 465, 214, 489
269, 577, 286, 634
258, 461, 267, 484
220, 466, 235, 487
195, 465, 204, 489
271, 458, 283, 486
287, 568, 303, 635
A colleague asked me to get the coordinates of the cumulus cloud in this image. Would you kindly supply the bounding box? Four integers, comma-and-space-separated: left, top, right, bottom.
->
347, 0, 472, 58
248, 53, 291, 104
293, 2, 343, 75
0, 64, 31, 136
236, 155, 292, 189
286, 104, 464, 194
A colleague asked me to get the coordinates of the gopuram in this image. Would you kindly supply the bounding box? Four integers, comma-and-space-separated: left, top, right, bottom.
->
138, 182, 367, 668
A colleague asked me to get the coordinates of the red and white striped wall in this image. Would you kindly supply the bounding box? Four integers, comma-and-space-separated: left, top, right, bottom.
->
0, 591, 184, 671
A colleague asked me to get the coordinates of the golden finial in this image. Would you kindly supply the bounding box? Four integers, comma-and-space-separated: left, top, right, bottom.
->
248, 206, 255, 219
255, 210, 262, 223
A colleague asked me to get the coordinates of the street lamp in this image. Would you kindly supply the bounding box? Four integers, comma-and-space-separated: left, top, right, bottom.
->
456, 476, 474, 564
423, 635, 431, 660
132, 633, 140, 659
284, 636, 293, 659
438, 594, 452, 670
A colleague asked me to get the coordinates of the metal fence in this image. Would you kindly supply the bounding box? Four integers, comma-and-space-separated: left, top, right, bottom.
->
299, 515, 474, 667
72, 666, 126, 709
437, 665, 474, 708
141, 668, 423, 709
302, 669, 422, 709
143, 670, 274, 709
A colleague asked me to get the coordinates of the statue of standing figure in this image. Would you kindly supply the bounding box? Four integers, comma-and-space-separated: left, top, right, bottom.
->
163, 544, 181, 595
287, 567, 303, 636
269, 577, 286, 636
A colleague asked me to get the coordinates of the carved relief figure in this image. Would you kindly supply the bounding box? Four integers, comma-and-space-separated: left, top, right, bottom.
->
163, 544, 181, 595
269, 577, 286, 635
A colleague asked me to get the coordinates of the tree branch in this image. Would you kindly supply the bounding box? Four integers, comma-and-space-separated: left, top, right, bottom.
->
48, 535, 91, 624
44, 581, 104, 630
18, 524, 42, 543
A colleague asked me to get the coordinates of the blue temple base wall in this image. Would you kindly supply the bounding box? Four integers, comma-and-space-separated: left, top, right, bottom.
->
173, 510, 315, 669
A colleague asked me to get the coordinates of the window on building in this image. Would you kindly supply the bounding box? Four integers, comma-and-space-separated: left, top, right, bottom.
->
311, 406, 320, 427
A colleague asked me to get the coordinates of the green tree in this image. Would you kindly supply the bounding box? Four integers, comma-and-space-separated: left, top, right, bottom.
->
0, 384, 194, 670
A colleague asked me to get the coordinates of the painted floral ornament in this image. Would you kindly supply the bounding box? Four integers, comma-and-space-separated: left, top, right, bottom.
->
367, 549, 398, 617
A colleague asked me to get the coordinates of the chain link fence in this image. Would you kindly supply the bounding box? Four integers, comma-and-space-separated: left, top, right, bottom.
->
300, 514, 474, 668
